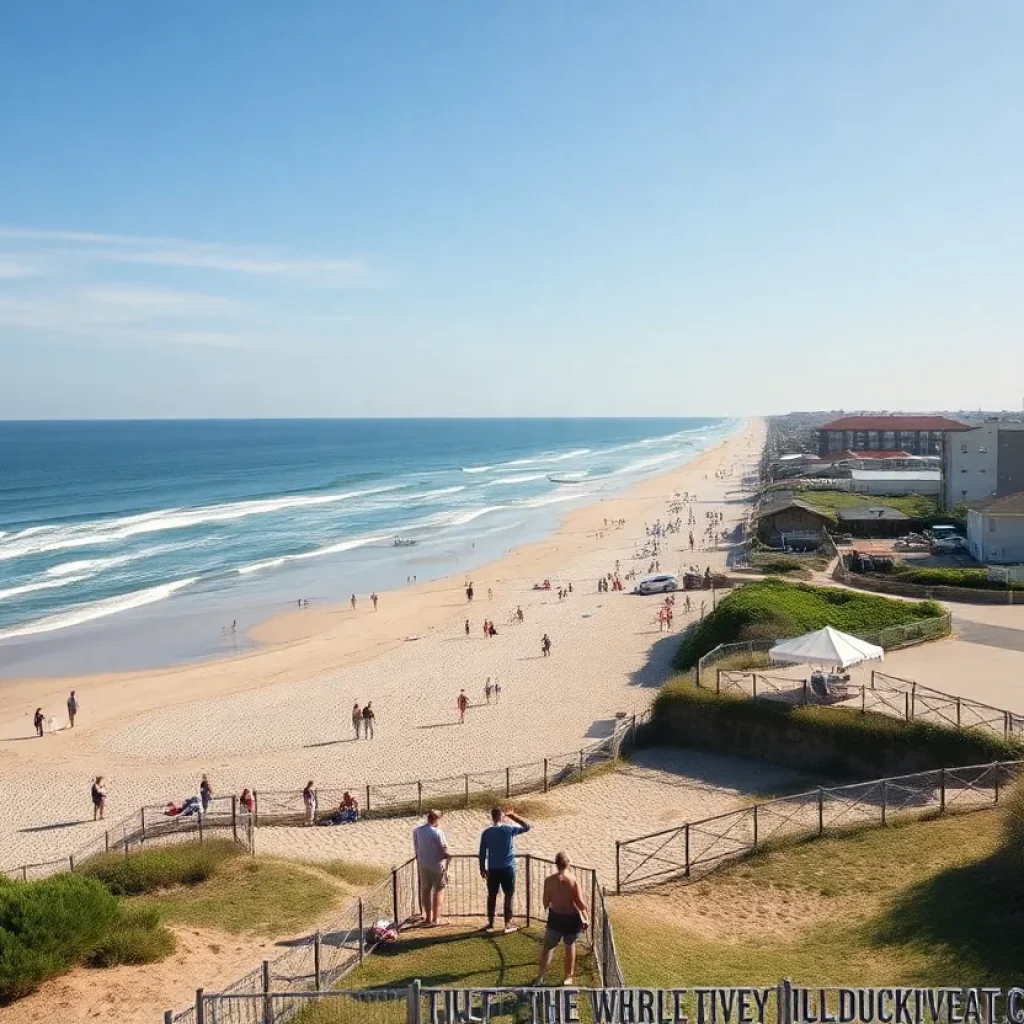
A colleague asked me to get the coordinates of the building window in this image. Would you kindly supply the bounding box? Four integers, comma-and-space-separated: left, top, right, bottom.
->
988, 518, 997, 533
883, 431, 896, 449
868, 431, 880, 449
979, 446, 987, 454
961, 444, 968, 453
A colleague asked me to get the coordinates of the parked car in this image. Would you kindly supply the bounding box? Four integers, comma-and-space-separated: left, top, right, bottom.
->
635, 574, 678, 595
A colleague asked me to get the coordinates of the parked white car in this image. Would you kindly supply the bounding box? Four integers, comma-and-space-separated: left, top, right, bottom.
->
635, 574, 678, 595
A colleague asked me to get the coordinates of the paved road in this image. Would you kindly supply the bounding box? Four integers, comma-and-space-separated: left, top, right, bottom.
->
954, 618, 1024, 653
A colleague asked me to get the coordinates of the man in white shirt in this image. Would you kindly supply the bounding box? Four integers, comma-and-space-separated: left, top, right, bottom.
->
412, 810, 452, 926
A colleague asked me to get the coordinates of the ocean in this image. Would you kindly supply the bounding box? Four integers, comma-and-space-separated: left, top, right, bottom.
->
0, 417, 734, 675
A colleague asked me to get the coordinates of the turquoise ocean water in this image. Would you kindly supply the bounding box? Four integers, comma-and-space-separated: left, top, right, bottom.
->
0, 418, 735, 674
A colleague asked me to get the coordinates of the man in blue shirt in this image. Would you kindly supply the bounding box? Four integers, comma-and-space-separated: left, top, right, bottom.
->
479, 807, 532, 933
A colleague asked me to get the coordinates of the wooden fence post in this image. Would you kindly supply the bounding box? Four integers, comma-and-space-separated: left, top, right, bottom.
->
543, 759, 549, 793
525, 854, 532, 925
164, 1011, 173, 1024
752, 674, 758, 700
752, 804, 759, 851
253, 789, 259, 828
231, 795, 238, 843
69, 854, 75, 873
195, 988, 205, 1024
140, 807, 146, 843
716, 669, 721, 695
313, 931, 322, 991
391, 867, 399, 925
861, 685, 866, 714
198, 809, 204, 844
871, 669, 876, 691
590, 870, 597, 938
904, 692, 911, 722
579, 750, 585, 779
261, 961, 271, 1024
995, 768, 1001, 805
615, 842, 621, 894
21, 866, 27, 882
464, 775, 469, 808
802, 680, 808, 706
1005, 711, 1011, 741
407, 979, 422, 1024
684, 824, 691, 877
505, 767, 511, 798
104, 831, 110, 853
417, 781, 423, 815
939, 768, 946, 813
956, 698, 962, 730
817, 788, 825, 835
880, 779, 887, 827
358, 898, 365, 963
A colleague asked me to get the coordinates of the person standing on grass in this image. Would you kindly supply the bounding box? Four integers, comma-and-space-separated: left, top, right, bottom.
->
67, 691, 78, 728
534, 852, 589, 987
457, 689, 469, 724
479, 807, 532, 933
303, 781, 317, 825
91, 776, 107, 821
362, 702, 376, 739
352, 702, 363, 740
413, 810, 451, 926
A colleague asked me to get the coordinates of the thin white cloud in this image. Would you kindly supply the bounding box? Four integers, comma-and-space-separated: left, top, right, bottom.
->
0, 226, 372, 287
0, 254, 47, 279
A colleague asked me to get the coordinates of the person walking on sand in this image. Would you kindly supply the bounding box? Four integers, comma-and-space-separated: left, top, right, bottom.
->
479, 807, 532, 933
484, 678, 493, 704
200, 774, 213, 813
302, 780, 317, 825
33, 708, 44, 738
351, 702, 362, 740
457, 689, 469, 724
494, 679, 502, 702
91, 776, 107, 821
534, 852, 589, 986
371, 592, 378, 611
350, 594, 357, 610
541, 633, 552, 657
413, 810, 451, 926
488, 587, 493, 601
66, 691, 78, 728
362, 702, 376, 739
465, 618, 471, 636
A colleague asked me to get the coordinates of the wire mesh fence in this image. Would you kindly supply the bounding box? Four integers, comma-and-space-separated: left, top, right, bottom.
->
166, 855, 625, 1023
712, 666, 1024, 742
1, 796, 253, 883
4, 717, 643, 882
614, 758, 1023, 892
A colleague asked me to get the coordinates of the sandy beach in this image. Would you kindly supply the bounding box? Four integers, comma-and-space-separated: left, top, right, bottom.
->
0, 419, 764, 870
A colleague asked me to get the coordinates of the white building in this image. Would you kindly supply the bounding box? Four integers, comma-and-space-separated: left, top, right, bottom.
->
943, 421, 1024, 508
967, 493, 1024, 564
849, 469, 941, 497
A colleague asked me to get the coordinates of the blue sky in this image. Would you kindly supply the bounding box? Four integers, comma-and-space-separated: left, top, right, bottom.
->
1, 2, 1021, 418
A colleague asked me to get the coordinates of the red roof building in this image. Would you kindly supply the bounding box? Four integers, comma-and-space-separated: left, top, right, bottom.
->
817, 415, 972, 459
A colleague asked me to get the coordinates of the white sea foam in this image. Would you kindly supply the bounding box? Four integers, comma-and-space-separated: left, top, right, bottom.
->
0, 577, 199, 641
485, 473, 548, 487
402, 486, 467, 501
521, 491, 591, 509
615, 449, 688, 475
0, 575, 91, 603
461, 465, 492, 474
0, 485, 405, 563
236, 535, 385, 576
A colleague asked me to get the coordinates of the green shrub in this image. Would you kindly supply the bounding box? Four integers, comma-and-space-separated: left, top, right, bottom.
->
674, 578, 945, 671
79, 840, 240, 896
891, 564, 1024, 592
0, 874, 118, 1003
86, 905, 176, 967
1001, 777, 1024, 880
652, 679, 1021, 778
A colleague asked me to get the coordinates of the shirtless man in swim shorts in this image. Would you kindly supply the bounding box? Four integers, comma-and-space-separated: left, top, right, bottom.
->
534, 851, 589, 986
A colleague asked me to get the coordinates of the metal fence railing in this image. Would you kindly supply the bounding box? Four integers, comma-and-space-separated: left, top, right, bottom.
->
614, 759, 1023, 892
1, 796, 254, 883
3, 715, 645, 883
713, 667, 1024, 742
693, 614, 952, 690
165, 855, 625, 1022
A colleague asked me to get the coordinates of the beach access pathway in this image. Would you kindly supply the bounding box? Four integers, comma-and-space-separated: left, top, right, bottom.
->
0, 422, 765, 870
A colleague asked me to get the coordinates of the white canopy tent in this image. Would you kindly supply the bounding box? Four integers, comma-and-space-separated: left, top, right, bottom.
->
769, 626, 884, 669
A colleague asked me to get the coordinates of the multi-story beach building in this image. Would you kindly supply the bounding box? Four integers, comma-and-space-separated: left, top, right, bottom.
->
816, 415, 972, 459
942, 420, 1024, 507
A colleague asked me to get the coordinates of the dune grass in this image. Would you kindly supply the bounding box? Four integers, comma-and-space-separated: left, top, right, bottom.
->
610, 808, 1024, 988
138, 856, 337, 936
305, 859, 390, 888
78, 839, 241, 895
